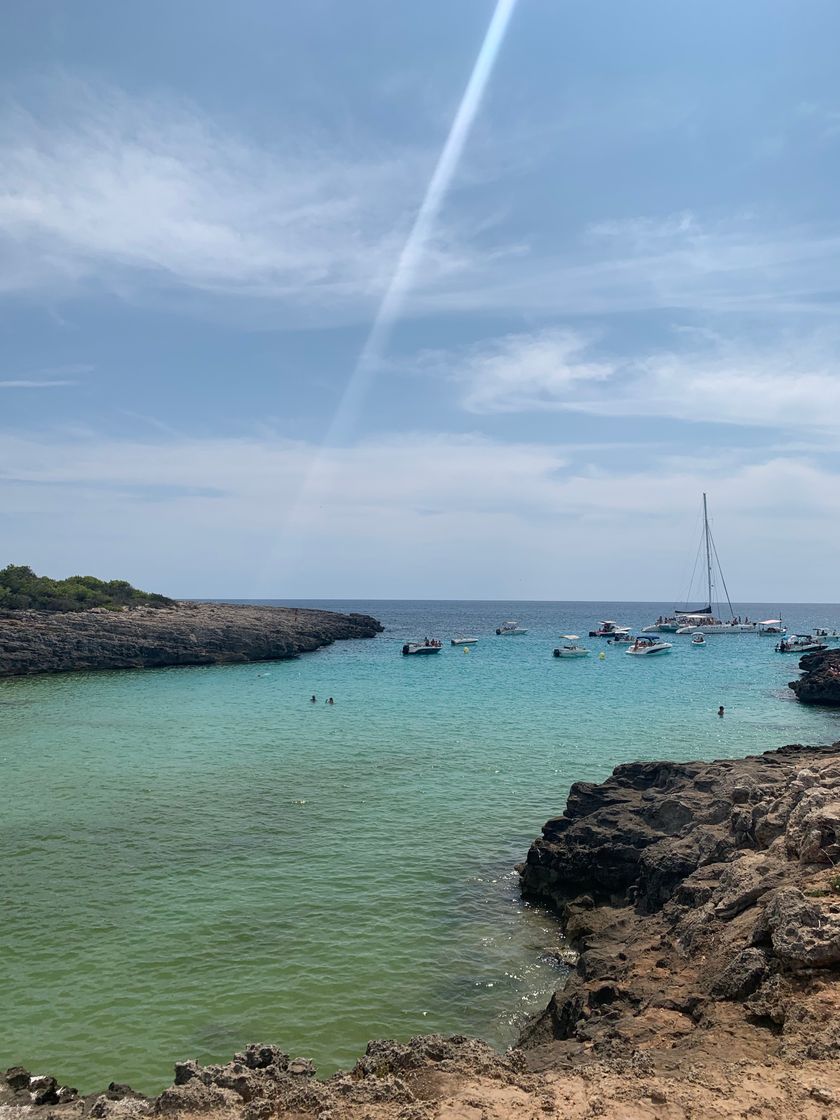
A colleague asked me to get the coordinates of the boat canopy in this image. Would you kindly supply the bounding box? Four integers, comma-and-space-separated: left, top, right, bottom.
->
560, 634, 579, 640
759, 619, 781, 625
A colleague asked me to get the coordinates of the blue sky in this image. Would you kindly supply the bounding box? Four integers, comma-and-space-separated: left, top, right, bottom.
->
2, 0, 840, 599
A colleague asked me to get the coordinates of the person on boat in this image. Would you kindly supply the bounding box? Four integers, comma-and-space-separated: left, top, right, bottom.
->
718, 706, 725, 717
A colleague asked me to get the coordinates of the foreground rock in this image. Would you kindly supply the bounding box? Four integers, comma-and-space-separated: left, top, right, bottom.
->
0, 602, 382, 677
789, 647, 840, 706
518, 743, 840, 1089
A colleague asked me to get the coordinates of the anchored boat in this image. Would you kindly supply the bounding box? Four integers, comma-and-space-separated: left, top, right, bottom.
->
588, 620, 631, 638
775, 635, 827, 654
553, 635, 590, 658
626, 635, 673, 656
495, 621, 528, 635
451, 636, 479, 645
401, 640, 442, 656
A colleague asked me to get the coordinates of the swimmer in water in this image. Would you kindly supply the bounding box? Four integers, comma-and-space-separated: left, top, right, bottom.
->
718, 705, 725, 718
310, 695, 317, 703
326, 697, 335, 705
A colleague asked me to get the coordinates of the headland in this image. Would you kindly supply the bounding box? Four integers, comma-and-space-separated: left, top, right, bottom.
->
0, 601, 383, 677
3, 742, 839, 1118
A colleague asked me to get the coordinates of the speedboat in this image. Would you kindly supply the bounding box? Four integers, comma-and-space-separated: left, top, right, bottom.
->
642, 617, 682, 633
401, 640, 442, 656
691, 632, 706, 645
626, 636, 673, 656
758, 619, 786, 636
553, 635, 590, 658
451, 636, 479, 645
588, 620, 631, 638
814, 627, 840, 641
495, 621, 528, 635
775, 634, 828, 654
607, 632, 634, 645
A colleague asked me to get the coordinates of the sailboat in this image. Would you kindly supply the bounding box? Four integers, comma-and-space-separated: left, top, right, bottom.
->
671, 494, 758, 634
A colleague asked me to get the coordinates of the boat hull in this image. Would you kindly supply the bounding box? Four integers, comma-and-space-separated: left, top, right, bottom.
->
402, 644, 442, 656
451, 638, 478, 645
553, 648, 589, 658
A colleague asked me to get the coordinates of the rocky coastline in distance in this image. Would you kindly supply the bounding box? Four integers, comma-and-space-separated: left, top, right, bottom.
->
789, 647, 840, 706
3, 743, 839, 1119
0, 601, 383, 677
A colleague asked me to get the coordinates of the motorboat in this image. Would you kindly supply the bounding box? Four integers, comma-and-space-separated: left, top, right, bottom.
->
401, 640, 442, 656
691, 632, 706, 645
553, 635, 590, 658
495, 621, 528, 635
814, 627, 840, 641
775, 635, 828, 654
758, 619, 786, 636
626, 636, 673, 656
607, 632, 634, 645
642, 617, 682, 633
588, 620, 631, 638
451, 636, 479, 645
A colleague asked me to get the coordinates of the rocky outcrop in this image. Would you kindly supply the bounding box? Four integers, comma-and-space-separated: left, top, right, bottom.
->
0, 602, 382, 677
789, 648, 840, 706
518, 744, 840, 1075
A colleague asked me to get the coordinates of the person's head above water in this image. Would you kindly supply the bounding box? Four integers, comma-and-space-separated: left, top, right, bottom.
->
718, 705, 725, 716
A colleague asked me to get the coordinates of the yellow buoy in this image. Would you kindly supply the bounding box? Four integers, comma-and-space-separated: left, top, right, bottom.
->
463, 646, 470, 653
598, 651, 606, 660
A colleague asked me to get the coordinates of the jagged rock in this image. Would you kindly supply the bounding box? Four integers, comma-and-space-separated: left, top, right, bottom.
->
233, 1044, 289, 1072
518, 743, 840, 1071
0, 602, 382, 677
4, 1067, 30, 1092
155, 1080, 240, 1113
765, 887, 840, 968
708, 948, 769, 999
789, 648, 840, 706
29, 1076, 59, 1105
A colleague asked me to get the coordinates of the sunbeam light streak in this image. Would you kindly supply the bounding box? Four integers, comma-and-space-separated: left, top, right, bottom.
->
268, 0, 519, 588
326, 0, 519, 446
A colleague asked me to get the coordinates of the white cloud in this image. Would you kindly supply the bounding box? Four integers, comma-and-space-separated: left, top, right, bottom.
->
0, 82, 477, 316
0, 380, 77, 389
450, 329, 614, 413
452, 326, 840, 432
2, 427, 840, 598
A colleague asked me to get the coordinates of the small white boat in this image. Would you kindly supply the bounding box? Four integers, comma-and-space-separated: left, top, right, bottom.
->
451, 636, 479, 645
775, 634, 828, 654
607, 632, 634, 645
401, 641, 442, 656
642, 617, 682, 633
588, 620, 631, 638
495, 620, 528, 635
626, 636, 673, 656
814, 627, 840, 640
758, 619, 786, 636
691, 632, 706, 645
553, 635, 590, 658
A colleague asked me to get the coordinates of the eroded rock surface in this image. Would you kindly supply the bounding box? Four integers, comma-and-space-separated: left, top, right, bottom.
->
0, 602, 382, 677
518, 743, 840, 1074
789, 647, 840, 706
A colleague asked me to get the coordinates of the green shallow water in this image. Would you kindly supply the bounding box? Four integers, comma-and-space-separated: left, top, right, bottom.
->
2, 600, 839, 1091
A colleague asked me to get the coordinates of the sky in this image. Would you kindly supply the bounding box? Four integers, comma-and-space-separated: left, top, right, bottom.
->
2, 0, 840, 600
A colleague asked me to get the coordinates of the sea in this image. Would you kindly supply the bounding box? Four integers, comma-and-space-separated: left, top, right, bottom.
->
2, 600, 840, 1092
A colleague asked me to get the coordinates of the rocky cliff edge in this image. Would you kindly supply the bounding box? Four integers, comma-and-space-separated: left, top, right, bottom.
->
0, 602, 383, 677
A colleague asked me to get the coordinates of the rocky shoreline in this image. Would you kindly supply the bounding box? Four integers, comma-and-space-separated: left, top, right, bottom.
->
0, 602, 383, 677
789, 647, 840, 706
3, 743, 840, 1119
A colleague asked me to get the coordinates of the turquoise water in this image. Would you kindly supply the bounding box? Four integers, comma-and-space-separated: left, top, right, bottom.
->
2, 600, 840, 1092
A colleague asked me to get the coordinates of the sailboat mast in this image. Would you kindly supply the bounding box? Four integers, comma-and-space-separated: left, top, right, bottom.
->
703, 492, 713, 611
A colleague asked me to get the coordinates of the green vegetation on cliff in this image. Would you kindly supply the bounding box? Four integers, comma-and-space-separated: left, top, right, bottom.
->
0, 565, 175, 612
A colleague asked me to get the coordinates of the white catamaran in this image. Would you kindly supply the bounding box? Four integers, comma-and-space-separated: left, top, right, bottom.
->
650, 494, 759, 635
